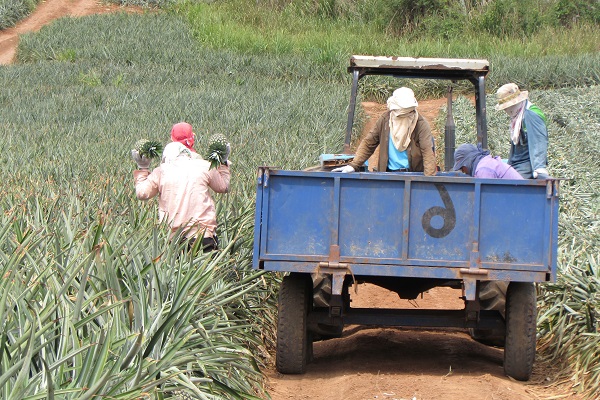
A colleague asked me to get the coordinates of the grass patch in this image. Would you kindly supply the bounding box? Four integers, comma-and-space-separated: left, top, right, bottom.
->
176, 1, 600, 94
0, 0, 41, 29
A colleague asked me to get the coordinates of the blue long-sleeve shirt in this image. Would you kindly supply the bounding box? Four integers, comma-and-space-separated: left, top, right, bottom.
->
508, 102, 548, 178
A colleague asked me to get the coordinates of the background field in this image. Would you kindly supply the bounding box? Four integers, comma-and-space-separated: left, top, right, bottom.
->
1, 0, 599, 398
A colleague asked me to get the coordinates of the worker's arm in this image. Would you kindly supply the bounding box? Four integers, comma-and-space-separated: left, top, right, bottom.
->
348, 112, 386, 171
208, 163, 231, 193
524, 106, 549, 178
415, 118, 437, 176
134, 169, 160, 200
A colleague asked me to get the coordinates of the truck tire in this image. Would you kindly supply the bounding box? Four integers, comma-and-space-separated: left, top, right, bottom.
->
469, 281, 508, 347
276, 273, 312, 374
310, 273, 346, 340
312, 273, 332, 308
479, 281, 509, 314
503, 282, 537, 381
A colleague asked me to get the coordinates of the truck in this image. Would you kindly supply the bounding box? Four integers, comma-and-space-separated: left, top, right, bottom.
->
252, 56, 559, 381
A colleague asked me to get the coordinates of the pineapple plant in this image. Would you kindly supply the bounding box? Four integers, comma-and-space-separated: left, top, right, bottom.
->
135, 138, 163, 159
205, 134, 229, 169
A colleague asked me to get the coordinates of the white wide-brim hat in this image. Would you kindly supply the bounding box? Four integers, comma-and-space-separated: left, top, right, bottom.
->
495, 83, 528, 111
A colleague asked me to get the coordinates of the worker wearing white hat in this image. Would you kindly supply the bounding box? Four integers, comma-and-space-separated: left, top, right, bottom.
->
332, 87, 437, 175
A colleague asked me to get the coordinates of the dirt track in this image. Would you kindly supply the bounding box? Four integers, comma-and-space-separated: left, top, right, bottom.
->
266, 285, 547, 400
0, 4, 576, 399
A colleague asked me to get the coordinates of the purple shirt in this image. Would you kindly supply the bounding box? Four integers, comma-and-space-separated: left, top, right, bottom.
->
475, 156, 524, 180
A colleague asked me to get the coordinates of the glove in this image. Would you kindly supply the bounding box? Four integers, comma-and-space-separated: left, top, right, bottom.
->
533, 168, 550, 180
332, 165, 355, 173
222, 143, 231, 165
131, 149, 151, 169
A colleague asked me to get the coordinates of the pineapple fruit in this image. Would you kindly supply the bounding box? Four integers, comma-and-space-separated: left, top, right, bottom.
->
205, 134, 229, 169
135, 139, 163, 159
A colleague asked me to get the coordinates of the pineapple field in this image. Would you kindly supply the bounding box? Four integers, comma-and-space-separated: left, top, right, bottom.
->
1, 1, 599, 399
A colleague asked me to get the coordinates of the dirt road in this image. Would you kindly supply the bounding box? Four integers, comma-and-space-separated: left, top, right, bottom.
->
1, 5, 575, 399
265, 285, 548, 400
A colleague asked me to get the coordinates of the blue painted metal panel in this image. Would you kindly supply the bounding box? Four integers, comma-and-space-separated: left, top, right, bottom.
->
252, 169, 265, 269
261, 261, 549, 282
479, 184, 547, 266
339, 179, 405, 258
408, 181, 473, 261
265, 175, 333, 256
253, 169, 558, 282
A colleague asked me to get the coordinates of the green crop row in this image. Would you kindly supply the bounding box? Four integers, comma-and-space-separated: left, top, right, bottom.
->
0, 12, 347, 397
175, 1, 600, 94
8, 13, 349, 198
0, 0, 40, 29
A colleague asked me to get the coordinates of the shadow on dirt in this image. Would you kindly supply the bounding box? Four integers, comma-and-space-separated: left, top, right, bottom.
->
309, 326, 504, 377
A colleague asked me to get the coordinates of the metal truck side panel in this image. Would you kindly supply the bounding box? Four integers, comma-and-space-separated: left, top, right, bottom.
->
253, 169, 558, 282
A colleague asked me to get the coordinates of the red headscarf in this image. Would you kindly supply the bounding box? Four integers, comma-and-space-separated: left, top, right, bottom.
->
170, 122, 195, 151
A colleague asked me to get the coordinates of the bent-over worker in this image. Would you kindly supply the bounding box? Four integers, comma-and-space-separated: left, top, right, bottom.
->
453, 143, 523, 179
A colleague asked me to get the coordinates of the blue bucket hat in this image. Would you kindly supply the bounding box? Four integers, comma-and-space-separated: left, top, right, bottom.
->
453, 144, 489, 176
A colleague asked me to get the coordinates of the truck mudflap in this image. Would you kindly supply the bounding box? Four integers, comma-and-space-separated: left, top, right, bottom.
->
253, 168, 559, 292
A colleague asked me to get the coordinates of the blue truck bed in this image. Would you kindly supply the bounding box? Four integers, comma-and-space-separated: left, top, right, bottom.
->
253, 168, 559, 288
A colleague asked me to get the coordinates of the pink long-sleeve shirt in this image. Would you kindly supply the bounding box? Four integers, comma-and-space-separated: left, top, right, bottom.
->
133, 158, 230, 239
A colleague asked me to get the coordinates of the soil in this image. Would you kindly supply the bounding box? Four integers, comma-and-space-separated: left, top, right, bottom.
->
1, 5, 578, 400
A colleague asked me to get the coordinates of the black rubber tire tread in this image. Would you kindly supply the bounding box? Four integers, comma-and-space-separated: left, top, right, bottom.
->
503, 282, 537, 381
312, 273, 332, 308
479, 281, 509, 313
469, 281, 508, 347
276, 273, 311, 374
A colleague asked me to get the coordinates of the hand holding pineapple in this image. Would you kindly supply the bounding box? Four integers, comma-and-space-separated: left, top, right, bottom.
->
131, 139, 164, 169
205, 134, 231, 169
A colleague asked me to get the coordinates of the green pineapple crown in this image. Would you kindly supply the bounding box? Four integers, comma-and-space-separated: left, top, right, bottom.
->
205, 134, 229, 169
135, 139, 163, 159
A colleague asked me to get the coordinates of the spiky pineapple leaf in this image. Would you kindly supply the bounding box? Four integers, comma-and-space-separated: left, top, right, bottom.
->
135, 139, 163, 159
205, 134, 228, 169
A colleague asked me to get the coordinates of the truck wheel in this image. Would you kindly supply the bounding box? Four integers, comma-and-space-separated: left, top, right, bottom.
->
312, 273, 332, 307
480, 281, 508, 315
469, 281, 508, 347
276, 273, 312, 374
503, 282, 537, 381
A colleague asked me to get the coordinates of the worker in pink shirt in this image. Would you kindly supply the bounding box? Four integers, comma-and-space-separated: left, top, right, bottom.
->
131, 122, 231, 252
453, 143, 523, 179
